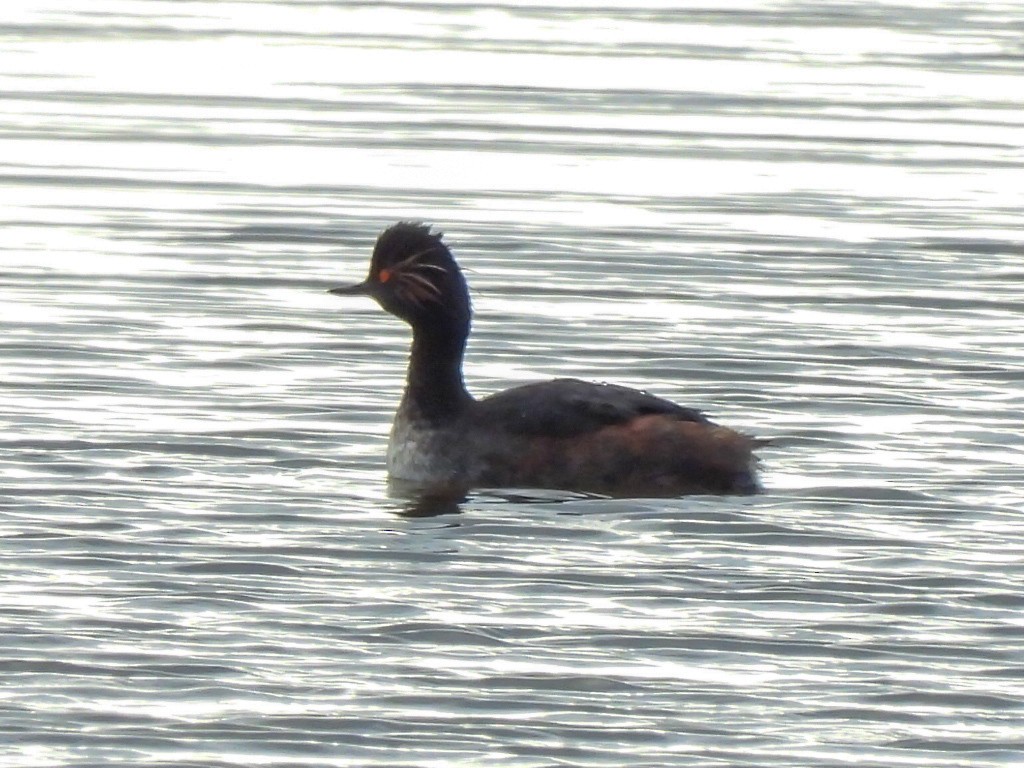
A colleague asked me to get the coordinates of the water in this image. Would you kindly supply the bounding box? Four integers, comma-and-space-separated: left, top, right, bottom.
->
2, 1, 1023, 765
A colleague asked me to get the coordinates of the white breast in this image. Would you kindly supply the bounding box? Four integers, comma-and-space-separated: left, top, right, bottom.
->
386, 418, 465, 484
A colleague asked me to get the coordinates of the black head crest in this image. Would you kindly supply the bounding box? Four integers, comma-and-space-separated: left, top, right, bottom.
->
359, 222, 470, 328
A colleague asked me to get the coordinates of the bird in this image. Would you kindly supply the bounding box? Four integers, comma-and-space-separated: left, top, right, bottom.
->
329, 222, 762, 498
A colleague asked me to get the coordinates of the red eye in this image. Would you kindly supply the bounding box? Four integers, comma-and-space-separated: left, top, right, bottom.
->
379, 269, 392, 283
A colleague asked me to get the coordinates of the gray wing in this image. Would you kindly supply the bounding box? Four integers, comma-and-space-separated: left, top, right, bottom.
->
475, 378, 709, 439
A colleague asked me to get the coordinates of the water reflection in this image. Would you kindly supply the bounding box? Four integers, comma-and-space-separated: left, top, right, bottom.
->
393, 486, 466, 518
390, 478, 604, 517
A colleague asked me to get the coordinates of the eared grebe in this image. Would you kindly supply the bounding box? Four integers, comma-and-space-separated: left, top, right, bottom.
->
329, 222, 761, 497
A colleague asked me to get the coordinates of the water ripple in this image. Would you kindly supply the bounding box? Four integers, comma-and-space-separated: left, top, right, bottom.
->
2, 1, 1023, 767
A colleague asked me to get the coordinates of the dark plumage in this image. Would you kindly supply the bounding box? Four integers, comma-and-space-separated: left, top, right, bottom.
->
329, 222, 762, 497
476, 379, 709, 438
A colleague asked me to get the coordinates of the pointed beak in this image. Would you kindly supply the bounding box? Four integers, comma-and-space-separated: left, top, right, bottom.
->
327, 279, 373, 297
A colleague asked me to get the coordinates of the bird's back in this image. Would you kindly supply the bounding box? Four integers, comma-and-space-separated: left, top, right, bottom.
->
456, 378, 760, 496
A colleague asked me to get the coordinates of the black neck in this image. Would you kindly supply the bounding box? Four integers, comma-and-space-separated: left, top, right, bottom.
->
402, 322, 472, 422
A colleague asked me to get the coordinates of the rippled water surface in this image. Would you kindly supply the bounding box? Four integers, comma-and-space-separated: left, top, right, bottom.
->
3, 2, 1024, 766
